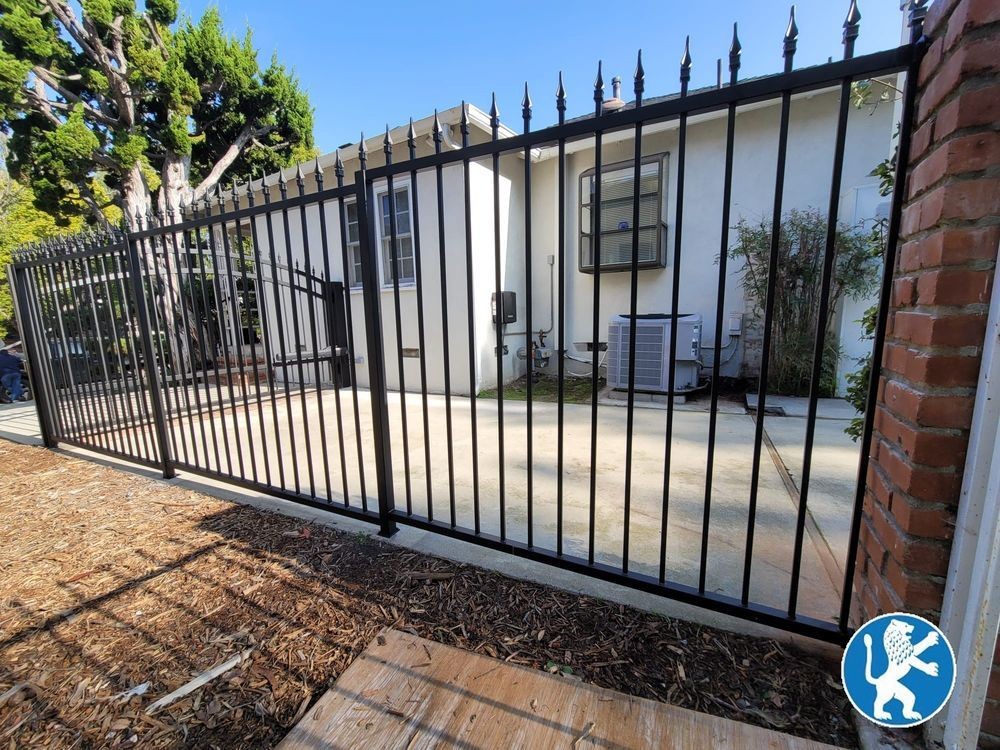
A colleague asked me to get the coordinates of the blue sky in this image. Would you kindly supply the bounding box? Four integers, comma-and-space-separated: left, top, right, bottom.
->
181, 0, 908, 153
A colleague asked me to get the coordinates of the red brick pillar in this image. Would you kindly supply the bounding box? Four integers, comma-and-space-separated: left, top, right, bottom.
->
853, 0, 1000, 743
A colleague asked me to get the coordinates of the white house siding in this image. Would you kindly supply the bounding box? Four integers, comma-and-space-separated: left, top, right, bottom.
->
247, 90, 893, 397
247, 115, 522, 396
526, 86, 894, 393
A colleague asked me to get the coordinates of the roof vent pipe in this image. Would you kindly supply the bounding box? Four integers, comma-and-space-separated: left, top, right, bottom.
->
602, 76, 626, 112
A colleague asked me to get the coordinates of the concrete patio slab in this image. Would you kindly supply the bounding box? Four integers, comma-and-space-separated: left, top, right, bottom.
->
1, 384, 864, 629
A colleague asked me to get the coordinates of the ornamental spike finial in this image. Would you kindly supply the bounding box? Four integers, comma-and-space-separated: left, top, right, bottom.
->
359, 132, 368, 163
407, 117, 416, 150
432, 109, 443, 140
634, 50, 645, 105
907, 0, 927, 43
490, 92, 500, 136
314, 156, 324, 185
460, 101, 470, 145
680, 36, 693, 93
522, 82, 532, 123
334, 150, 344, 180
556, 71, 567, 117
729, 23, 742, 83
843, 0, 861, 59
383, 124, 393, 152
594, 60, 604, 103
783, 6, 798, 71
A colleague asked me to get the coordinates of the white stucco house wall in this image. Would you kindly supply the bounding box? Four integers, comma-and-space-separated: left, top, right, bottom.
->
219, 83, 894, 399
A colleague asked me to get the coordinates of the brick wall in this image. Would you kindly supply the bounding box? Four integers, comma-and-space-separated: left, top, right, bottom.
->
852, 0, 1000, 744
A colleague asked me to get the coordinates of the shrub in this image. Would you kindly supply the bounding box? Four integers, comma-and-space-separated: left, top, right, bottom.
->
729, 208, 880, 398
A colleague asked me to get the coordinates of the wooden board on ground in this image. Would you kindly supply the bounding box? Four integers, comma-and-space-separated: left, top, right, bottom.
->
278, 629, 843, 750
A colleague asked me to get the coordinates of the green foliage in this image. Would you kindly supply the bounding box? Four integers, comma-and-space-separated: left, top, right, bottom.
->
109, 131, 147, 169
870, 157, 895, 198
146, 0, 177, 26
844, 304, 878, 440
0, 0, 314, 223
730, 208, 881, 398
32, 106, 101, 216
0, 179, 83, 339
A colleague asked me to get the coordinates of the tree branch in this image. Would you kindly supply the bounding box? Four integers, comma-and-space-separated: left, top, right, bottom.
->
41, 0, 101, 65
32, 67, 121, 128
42, 0, 133, 127
108, 15, 127, 77
251, 137, 289, 152
192, 124, 274, 203
25, 79, 64, 128
76, 180, 113, 226
143, 14, 168, 58
92, 151, 119, 170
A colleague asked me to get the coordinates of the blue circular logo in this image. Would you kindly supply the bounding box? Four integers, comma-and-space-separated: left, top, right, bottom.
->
841, 612, 955, 728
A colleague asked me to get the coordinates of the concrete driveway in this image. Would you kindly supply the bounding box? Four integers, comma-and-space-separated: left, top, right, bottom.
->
152, 384, 861, 626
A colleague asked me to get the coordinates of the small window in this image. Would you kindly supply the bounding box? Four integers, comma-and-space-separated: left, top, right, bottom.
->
378, 185, 415, 286
345, 201, 363, 288
580, 156, 667, 272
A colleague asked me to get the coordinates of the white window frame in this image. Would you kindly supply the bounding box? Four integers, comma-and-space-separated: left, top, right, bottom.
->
579, 153, 668, 273
374, 181, 416, 289
343, 199, 363, 289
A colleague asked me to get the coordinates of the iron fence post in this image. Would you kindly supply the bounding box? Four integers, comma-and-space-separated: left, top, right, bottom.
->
123, 233, 176, 479
9, 264, 57, 448
354, 167, 397, 537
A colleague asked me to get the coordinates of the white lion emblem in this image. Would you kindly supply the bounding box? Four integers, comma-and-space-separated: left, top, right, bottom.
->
863, 618, 940, 721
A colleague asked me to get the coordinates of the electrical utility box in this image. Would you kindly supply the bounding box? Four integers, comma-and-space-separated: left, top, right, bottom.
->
606, 313, 703, 393
492, 291, 517, 324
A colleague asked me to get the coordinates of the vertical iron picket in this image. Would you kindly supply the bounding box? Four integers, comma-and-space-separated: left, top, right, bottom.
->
123, 229, 174, 478
383, 129, 414, 515
460, 104, 482, 534
11, 266, 57, 448
334, 153, 370, 511
356, 140, 398, 537
432, 113, 458, 527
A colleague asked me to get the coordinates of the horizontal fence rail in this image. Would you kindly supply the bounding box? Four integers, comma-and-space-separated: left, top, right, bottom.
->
9, 1, 927, 644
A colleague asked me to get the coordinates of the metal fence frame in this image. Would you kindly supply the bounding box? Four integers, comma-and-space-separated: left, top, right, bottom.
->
8, 2, 928, 643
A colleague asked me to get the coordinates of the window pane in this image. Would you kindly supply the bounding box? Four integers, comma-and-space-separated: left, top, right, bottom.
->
598, 195, 660, 233
582, 228, 658, 268
379, 187, 411, 236
346, 202, 359, 243
601, 165, 635, 202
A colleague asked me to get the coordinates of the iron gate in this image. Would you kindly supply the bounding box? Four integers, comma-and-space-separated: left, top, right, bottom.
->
8, 3, 928, 643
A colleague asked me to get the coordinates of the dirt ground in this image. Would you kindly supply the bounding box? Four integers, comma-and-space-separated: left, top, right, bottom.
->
0, 439, 858, 748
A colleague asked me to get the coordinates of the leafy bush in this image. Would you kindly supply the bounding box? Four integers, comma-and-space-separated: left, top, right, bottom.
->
844, 304, 878, 440
729, 208, 880, 398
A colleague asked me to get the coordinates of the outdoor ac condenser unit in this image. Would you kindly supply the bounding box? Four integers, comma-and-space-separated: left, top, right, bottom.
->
606, 313, 702, 393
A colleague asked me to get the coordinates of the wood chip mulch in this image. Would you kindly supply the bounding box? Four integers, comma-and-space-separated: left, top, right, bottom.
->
0, 439, 858, 748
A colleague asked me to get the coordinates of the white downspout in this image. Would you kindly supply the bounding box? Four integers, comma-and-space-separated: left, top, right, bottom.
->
929, 240, 1000, 748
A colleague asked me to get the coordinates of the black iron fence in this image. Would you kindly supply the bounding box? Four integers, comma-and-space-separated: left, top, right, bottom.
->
8, 2, 927, 643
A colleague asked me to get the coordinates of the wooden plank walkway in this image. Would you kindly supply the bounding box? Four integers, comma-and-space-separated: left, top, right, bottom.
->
278, 629, 843, 750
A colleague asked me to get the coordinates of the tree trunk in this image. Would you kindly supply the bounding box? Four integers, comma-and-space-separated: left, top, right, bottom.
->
121, 163, 152, 224
159, 151, 192, 216
121, 160, 193, 376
